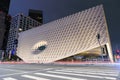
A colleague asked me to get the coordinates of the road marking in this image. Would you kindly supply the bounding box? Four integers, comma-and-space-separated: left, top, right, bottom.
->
47, 71, 117, 80
3, 77, 17, 80
56, 70, 118, 76
0, 68, 52, 77
35, 73, 87, 80
21, 75, 50, 80
0, 68, 25, 72
61, 68, 119, 74
0, 72, 26, 77
44, 68, 53, 70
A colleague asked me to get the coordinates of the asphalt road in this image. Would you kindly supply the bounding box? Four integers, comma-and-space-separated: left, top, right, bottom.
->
0, 63, 119, 80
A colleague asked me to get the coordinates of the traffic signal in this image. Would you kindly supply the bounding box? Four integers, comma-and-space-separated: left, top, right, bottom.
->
116, 50, 120, 55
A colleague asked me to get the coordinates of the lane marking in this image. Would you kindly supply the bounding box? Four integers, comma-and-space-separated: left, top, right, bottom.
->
56, 70, 118, 76
21, 75, 50, 80
0, 68, 53, 77
0, 68, 25, 72
60, 69, 119, 74
62, 68, 119, 74
35, 73, 87, 80
47, 71, 117, 80
3, 77, 17, 80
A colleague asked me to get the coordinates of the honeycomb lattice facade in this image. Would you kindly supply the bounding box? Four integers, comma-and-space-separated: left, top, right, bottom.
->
17, 5, 113, 63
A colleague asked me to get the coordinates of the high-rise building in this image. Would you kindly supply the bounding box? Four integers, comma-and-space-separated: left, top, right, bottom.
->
0, 0, 11, 51
17, 5, 114, 63
6, 14, 41, 52
2, 14, 11, 51
28, 9, 43, 24
0, 0, 10, 13
0, 11, 6, 49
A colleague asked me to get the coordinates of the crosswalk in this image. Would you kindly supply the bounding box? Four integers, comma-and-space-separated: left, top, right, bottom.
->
2, 68, 119, 80
3, 77, 17, 80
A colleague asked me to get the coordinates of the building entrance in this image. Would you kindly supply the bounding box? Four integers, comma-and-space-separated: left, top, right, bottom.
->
56, 45, 110, 63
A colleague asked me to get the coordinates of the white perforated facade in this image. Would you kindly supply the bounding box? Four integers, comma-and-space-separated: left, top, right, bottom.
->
17, 5, 114, 63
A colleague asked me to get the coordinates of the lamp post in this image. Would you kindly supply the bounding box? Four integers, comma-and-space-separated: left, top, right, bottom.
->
96, 33, 104, 61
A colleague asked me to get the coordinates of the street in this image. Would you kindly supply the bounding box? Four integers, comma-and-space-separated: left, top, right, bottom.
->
0, 63, 119, 80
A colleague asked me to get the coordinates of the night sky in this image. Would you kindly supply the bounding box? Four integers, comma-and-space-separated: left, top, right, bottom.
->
9, 0, 120, 49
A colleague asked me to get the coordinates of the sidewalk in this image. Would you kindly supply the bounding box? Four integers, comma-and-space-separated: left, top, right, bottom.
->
0, 61, 120, 67
0, 61, 25, 64
52, 61, 120, 67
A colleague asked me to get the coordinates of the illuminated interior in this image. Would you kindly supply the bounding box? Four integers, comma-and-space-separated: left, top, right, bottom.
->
57, 45, 110, 62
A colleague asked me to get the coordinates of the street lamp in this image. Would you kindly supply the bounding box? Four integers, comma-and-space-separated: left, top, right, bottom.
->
96, 33, 104, 61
